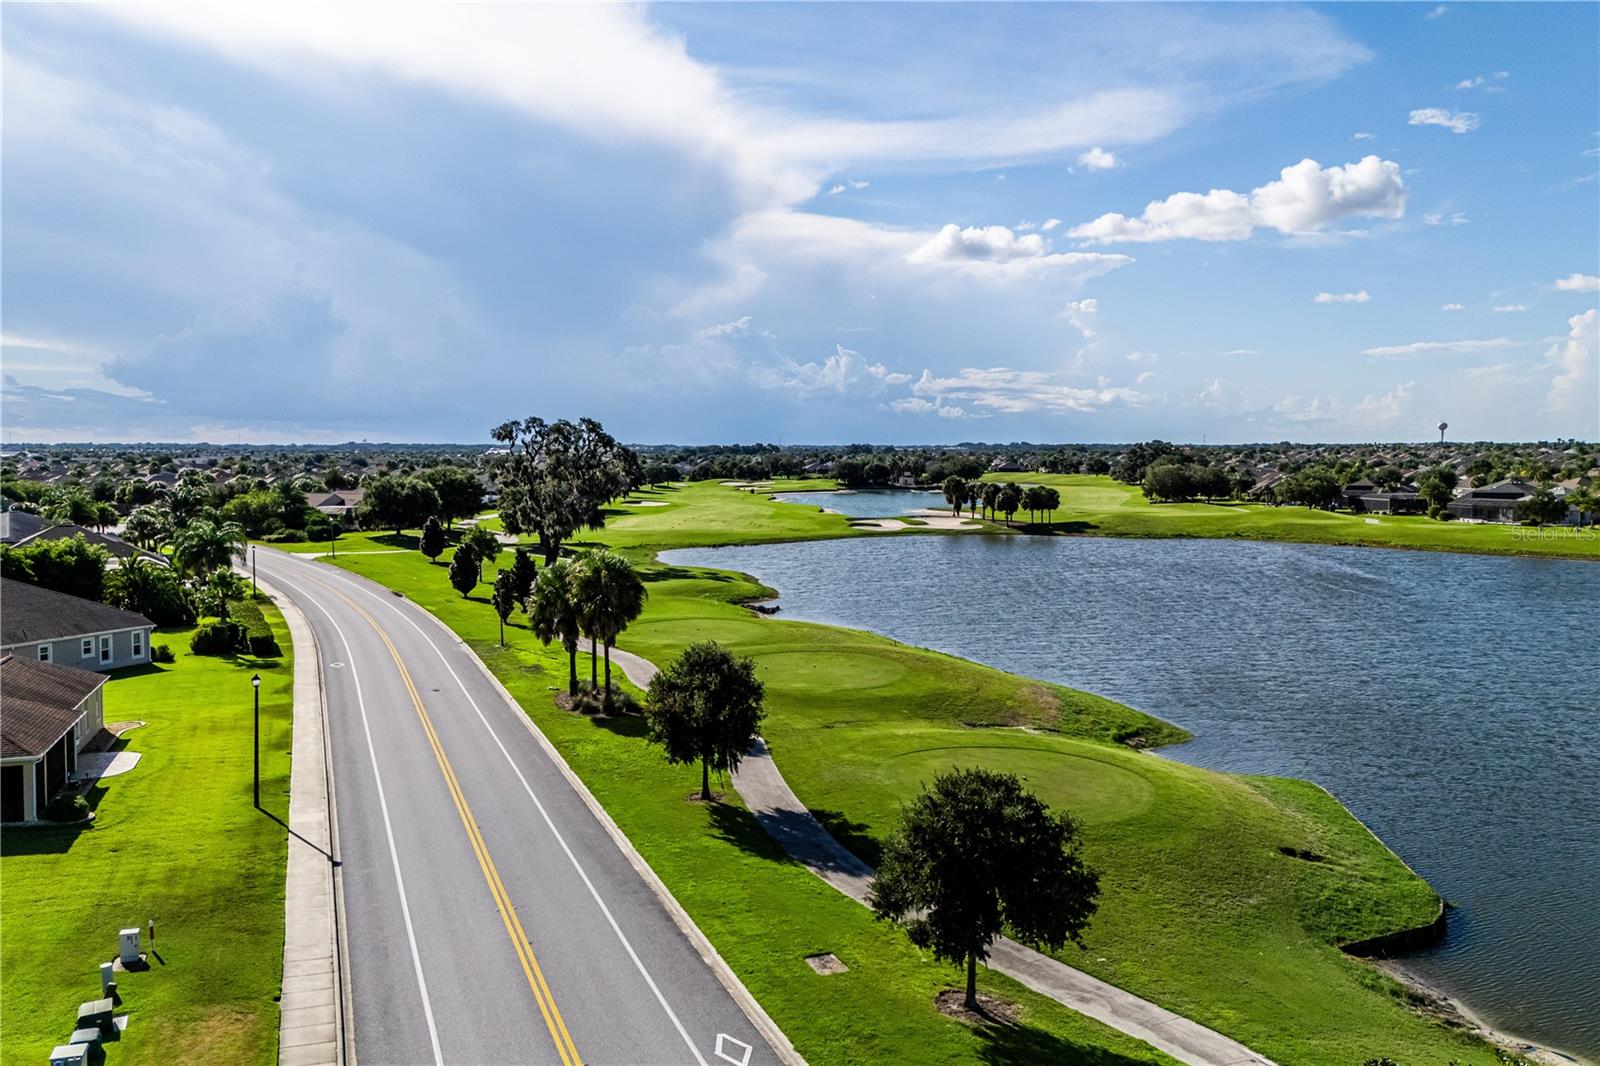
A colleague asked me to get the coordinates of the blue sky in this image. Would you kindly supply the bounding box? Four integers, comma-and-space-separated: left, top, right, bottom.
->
2, 2, 1595, 445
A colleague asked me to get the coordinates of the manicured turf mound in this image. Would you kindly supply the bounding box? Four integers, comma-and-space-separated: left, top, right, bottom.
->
325, 482, 1507, 1065
0, 601, 294, 1066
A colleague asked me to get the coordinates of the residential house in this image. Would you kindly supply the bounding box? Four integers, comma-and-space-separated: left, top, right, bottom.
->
1, 654, 107, 822
1445, 479, 1545, 523
1, 512, 167, 566
1342, 479, 1426, 515
0, 578, 155, 671
305, 488, 366, 527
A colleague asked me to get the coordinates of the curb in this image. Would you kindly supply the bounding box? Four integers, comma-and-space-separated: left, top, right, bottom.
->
258, 574, 350, 1066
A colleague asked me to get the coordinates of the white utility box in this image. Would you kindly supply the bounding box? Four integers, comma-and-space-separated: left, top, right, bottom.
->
99, 961, 115, 994
49, 1046, 88, 1066
118, 927, 141, 965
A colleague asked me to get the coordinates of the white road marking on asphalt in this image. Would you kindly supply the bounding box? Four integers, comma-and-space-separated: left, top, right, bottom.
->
715, 1034, 753, 1066
313, 564, 714, 1066
283, 567, 445, 1066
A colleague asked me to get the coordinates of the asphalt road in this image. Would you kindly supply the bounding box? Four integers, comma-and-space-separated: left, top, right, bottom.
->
256, 549, 783, 1066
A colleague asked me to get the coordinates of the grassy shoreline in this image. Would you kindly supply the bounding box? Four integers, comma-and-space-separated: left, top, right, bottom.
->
312, 481, 1513, 1065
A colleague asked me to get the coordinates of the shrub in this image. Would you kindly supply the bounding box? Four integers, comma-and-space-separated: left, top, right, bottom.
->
104, 559, 196, 627
150, 643, 176, 664
263, 528, 308, 543
42, 794, 90, 823
190, 621, 248, 655
232, 601, 281, 656
567, 682, 640, 716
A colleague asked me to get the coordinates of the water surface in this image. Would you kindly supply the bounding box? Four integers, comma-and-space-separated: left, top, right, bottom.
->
664, 535, 1600, 1057
771, 489, 944, 518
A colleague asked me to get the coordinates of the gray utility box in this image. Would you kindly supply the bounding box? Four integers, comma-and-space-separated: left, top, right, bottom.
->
49, 1046, 88, 1066
118, 927, 141, 965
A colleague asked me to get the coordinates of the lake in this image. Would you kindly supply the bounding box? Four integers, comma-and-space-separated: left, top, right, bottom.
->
663, 535, 1600, 1058
771, 489, 945, 517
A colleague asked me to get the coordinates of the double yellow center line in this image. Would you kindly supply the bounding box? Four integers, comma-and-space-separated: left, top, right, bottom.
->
336, 588, 582, 1066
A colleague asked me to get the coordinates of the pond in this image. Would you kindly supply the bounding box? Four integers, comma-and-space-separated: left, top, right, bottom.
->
662, 535, 1600, 1058
771, 489, 946, 518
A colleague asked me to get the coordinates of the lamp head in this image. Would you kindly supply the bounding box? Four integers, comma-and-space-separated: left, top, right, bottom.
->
252, 674, 261, 689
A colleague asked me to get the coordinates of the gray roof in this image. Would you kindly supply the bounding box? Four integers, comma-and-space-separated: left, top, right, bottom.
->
0, 654, 104, 759
0, 578, 152, 647
0, 511, 50, 544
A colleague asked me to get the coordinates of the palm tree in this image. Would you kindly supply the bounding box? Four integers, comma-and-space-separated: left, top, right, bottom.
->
205, 568, 246, 623
996, 483, 1022, 525
942, 476, 968, 517
572, 550, 648, 709
530, 559, 584, 697
172, 517, 246, 577
981, 482, 1001, 521
124, 505, 172, 550
1568, 484, 1597, 527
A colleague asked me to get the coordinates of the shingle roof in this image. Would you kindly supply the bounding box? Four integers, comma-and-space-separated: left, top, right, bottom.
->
0, 578, 152, 647
0, 511, 49, 544
0, 654, 104, 758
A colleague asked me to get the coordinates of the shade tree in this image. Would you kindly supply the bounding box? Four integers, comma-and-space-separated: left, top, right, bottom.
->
870, 768, 1100, 1011
644, 641, 766, 801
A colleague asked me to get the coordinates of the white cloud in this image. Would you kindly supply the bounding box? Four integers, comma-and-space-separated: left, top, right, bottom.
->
888, 396, 970, 419
1424, 211, 1469, 226
1314, 290, 1371, 303
1492, 304, 1526, 313
757, 343, 910, 395
908, 366, 1146, 415
1425, 5, 1448, 17
1455, 71, 1509, 91
1125, 349, 1158, 364
826, 179, 869, 195
699, 316, 754, 338
1441, 303, 1465, 311
908, 224, 1047, 263
1219, 348, 1260, 356
1351, 380, 1415, 425
1362, 337, 1520, 358
1408, 108, 1480, 134
1041, 218, 1062, 231
1554, 273, 1600, 292
1352, 131, 1375, 141
1069, 156, 1404, 243
1061, 298, 1100, 340
1075, 146, 1119, 171
1544, 309, 1597, 417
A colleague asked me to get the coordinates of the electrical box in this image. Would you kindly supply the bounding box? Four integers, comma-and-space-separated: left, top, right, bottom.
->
49, 1046, 88, 1066
99, 961, 115, 995
118, 927, 141, 965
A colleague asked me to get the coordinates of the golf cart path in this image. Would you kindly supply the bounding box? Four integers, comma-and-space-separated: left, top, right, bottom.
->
608, 646, 1276, 1066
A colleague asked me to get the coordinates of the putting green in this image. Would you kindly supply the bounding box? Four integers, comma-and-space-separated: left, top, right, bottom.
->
627, 614, 776, 647
756, 649, 909, 692
883, 743, 1157, 825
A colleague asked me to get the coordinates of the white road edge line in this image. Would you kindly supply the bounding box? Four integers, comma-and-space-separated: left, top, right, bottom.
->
290, 570, 445, 1066
305, 563, 712, 1066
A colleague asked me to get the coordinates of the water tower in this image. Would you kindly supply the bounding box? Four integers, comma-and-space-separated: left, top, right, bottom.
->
1437, 421, 1448, 444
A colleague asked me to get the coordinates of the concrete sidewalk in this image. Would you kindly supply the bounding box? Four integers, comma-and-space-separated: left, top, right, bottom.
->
615, 644, 1276, 1066
260, 576, 346, 1066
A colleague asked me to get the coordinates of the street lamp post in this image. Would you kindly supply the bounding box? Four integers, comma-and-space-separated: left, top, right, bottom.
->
250, 546, 257, 595
251, 674, 262, 808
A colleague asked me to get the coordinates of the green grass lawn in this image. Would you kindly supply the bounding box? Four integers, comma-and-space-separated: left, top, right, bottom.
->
975, 472, 1600, 560
0, 604, 294, 1066
325, 483, 1506, 1065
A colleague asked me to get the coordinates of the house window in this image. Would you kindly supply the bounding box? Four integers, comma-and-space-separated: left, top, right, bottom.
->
100, 636, 112, 664
82, 638, 95, 659
38, 644, 51, 664
132, 632, 145, 660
